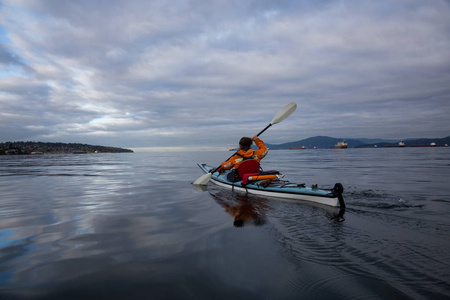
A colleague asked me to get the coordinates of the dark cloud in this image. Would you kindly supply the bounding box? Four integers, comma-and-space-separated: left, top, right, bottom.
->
0, 46, 22, 65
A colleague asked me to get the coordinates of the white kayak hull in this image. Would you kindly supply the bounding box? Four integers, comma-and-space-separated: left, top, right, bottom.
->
197, 163, 344, 208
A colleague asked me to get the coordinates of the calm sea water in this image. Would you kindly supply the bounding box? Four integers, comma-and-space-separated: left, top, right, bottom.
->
0, 148, 449, 299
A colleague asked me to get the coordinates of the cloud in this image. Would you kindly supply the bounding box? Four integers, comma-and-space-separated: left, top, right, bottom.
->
1, 0, 449, 149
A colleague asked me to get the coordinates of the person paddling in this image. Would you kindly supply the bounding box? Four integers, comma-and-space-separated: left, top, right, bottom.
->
193, 102, 296, 186
218, 135, 268, 173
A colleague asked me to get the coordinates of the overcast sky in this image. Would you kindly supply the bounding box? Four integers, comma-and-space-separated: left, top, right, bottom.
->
1, 0, 449, 150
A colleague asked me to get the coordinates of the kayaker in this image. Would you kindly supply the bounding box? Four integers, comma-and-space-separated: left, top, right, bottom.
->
218, 135, 268, 172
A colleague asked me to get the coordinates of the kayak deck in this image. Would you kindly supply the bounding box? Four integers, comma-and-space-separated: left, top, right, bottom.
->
197, 163, 345, 207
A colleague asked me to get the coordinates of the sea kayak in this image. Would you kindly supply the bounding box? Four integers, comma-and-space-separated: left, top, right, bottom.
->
197, 163, 345, 208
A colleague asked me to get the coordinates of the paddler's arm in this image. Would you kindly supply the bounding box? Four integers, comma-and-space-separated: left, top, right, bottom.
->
220, 157, 235, 171
252, 135, 268, 158
252, 135, 267, 151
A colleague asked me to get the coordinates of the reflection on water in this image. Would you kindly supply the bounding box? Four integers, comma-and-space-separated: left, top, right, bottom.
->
0, 150, 449, 299
209, 190, 269, 227
207, 186, 346, 227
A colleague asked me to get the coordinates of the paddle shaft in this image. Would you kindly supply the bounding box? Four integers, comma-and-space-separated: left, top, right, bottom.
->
256, 123, 272, 137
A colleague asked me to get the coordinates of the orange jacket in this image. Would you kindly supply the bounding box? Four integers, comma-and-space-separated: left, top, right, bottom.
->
221, 137, 268, 170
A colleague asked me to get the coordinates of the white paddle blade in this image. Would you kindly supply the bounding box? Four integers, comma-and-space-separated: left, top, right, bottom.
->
271, 102, 297, 125
193, 173, 212, 185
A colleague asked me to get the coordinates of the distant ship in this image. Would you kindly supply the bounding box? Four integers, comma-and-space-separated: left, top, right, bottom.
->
385, 141, 406, 148
331, 140, 348, 149
290, 146, 307, 150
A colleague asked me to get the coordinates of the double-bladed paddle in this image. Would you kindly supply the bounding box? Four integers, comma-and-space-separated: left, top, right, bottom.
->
193, 102, 297, 185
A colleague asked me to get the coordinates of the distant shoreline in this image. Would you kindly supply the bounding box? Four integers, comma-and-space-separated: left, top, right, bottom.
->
0, 141, 133, 155
265, 135, 450, 150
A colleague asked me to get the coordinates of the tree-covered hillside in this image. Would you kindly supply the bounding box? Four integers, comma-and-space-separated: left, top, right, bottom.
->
0, 141, 133, 155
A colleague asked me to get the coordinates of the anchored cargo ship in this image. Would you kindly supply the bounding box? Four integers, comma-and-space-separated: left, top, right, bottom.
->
331, 140, 348, 149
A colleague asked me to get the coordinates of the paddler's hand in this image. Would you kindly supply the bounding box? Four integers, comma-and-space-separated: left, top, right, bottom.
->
252, 135, 258, 141
218, 167, 224, 174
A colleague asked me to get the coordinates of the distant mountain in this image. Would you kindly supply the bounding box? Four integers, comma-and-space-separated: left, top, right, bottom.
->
353, 138, 399, 144
266, 136, 364, 149
265, 136, 450, 149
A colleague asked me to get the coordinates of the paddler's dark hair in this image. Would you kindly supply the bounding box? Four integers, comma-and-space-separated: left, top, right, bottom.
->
239, 137, 253, 151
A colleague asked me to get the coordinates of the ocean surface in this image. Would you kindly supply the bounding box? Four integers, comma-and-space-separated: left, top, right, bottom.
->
0, 148, 449, 299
